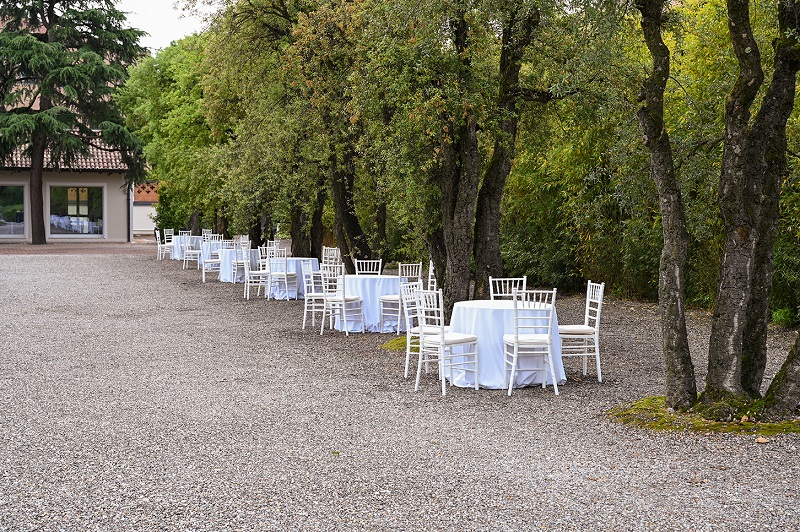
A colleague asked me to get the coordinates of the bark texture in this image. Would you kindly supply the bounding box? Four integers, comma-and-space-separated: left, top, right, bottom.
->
330, 141, 371, 273
472, 4, 538, 300
705, 0, 800, 406
29, 132, 47, 245
635, 0, 697, 409
761, 333, 800, 420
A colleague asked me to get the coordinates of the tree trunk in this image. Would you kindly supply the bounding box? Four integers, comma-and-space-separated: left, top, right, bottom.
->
310, 184, 326, 261
289, 202, 311, 257
29, 130, 47, 245
635, 0, 697, 409
705, 0, 799, 405
329, 141, 371, 273
473, 4, 538, 300
760, 333, 800, 420
441, 113, 480, 316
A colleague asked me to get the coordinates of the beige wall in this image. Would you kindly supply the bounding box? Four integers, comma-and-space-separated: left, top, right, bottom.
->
0, 170, 130, 243
133, 203, 156, 235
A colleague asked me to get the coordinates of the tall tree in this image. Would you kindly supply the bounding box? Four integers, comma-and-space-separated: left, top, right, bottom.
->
635, 0, 697, 409
703, 0, 800, 415
0, 0, 146, 244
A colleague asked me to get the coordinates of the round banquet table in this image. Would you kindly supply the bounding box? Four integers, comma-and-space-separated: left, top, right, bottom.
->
448, 299, 567, 390
337, 274, 401, 332
271, 257, 319, 299
218, 249, 260, 283
171, 235, 203, 260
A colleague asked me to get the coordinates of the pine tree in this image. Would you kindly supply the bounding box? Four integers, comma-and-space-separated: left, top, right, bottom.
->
0, 0, 146, 244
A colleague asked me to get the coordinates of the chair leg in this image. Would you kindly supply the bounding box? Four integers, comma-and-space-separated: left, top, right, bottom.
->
404, 332, 412, 379
507, 347, 518, 397
548, 349, 559, 395
594, 335, 602, 382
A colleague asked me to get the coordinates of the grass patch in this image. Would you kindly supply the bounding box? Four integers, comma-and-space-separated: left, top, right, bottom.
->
380, 336, 417, 352
608, 396, 800, 436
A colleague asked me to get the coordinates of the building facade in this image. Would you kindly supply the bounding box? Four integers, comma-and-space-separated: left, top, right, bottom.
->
0, 146, 133, 243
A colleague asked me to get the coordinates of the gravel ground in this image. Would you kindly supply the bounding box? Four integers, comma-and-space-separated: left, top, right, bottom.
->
0, 245, 798, 530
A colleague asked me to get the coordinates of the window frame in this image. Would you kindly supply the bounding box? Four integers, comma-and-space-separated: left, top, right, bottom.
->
46, 183, 107, 239
0, 182, 29, 240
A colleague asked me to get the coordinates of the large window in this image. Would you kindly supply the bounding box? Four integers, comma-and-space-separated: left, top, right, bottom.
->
0, 186, 25, 236
49, 186, 104, 235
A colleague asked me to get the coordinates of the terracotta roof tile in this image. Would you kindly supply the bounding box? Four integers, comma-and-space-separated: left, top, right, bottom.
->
2, 144, 129, 172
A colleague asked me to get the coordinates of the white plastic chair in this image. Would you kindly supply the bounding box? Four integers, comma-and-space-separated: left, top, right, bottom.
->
231, 241, 250, 282
301, 260, 326, 329
322, 245, 341, 265
178, 230, 191, 237
415, 289, 479, 396
268, 249, 298, 300
182, 238, 201, 270
400, 280, 448, 379
427, 260, 437, 290
355, 259, 382, 275
489, 276, 527, 300
379, 262, 423, 334
201, 240, 223, 283
243, 256, 271, 300
503, 288, 558, 396
320, 267, 364, 336
559, 280, 605, 382
155, 230, 174, 260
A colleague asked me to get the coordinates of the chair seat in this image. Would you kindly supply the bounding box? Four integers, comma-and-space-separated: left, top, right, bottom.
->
380, 294, 400, 302
306, 290, 326, 299
204, 258, 222, 265
503, 333, 551, 345
409, 325, 451, 335
425, 332, 477, 346
558, 324, 597, 336
326, 295, 361, 303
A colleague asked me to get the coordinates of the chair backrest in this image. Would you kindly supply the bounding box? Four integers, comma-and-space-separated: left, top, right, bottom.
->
269, 255, 289, 274
234, 247, 250, 265
511, 288, 557, 341
209, 233, 223, 242
236, 238, 250, 250
202, 228, 212, 236
301, 260, 323, 294
489, 276, 528, 300
258, 245, 276, 268
322, 262, 344, 281
398, 262, 423, 283
322, 269, 347, 298
202, 232, 211, 243
416, 289, 446, 336
220, 239, 235, 250
179, 230, 191, 236
427, 260, 437, 290
355, 259, 382, 275
163, 228, 174, 243
322, 245, 341, 265
400, 280, 424, 330
584, 280, 605, 330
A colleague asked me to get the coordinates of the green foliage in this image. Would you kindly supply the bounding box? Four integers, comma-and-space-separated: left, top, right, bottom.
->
0, 0, 147, 183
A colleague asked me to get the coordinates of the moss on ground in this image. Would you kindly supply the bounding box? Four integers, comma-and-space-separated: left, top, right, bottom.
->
380, 336, 415, 352
608, 396, 800, 436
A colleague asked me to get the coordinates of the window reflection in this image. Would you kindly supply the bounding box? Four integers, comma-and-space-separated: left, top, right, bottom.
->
0, 186, 25, 236
50, 186, 104, 235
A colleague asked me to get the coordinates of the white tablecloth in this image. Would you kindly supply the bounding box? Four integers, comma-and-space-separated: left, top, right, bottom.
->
337, 274, 400, 332
448, 299, 567, 389
218, 249, 260, 283
171, 236, 203, 260
272, 257, 319, 299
